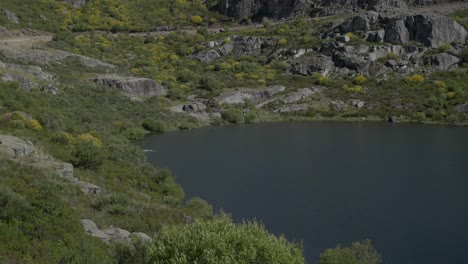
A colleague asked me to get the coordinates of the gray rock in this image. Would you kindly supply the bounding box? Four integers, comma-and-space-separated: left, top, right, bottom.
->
331, 11, 467, 48
40, 84, 59, 95
319, 42, 340, 57
281, 88, 315, 103
424, 53, 460, 70
81, 220, 153, 245
1, 74, 38, 90
190, 49, 221, 63
0, 135, 35, 159
0, 62, 53, 81
332, 52, 368, 72
274, 104, 308, 113
455, 102, 468, 116
350, 99, 366, 109
63, 0, 86, 8
290, 55, 335, 76
4, 10, 19, 24
92, 75, 167, 98
82, 219, 110, 243
384, 19, 410, 44
53, 162, 74, 180
76, 180, 101, 196
103, 227, 133, 244
190, 36, 273, 62
366, 30, 386, 43
214, 85, 286, 105
182, 102, 206, 112
405, 14, 467, 48
132, 232, 153, 243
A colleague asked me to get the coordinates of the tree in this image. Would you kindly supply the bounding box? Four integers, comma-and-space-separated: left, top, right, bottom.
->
319, 240, 381, 264
149, 215, 305, 264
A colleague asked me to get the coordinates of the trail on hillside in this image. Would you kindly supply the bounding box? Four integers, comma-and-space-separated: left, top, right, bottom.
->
0, 1, 466, 46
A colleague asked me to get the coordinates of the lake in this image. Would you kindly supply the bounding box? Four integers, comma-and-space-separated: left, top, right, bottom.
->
140, 121, 468, 264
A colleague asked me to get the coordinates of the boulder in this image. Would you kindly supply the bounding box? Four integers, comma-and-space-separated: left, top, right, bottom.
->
82, 219, 110, 243
214, 85, 286, 105
384, 19, 410, 44
63, 0, 86, 8
0, 135, 35, 159
366, 30, 386, 43
182, 102, 206, 112
350, 99, 366, 109
92, 75, 167, 98
281, 88, 316, 103
1, 74, 38, 90
332, 52, 368, 72
53, 162, 74, 180
103, 227, 133, 244
455, 102, 468, 116
404, 14, 467, 48
76, 180, 101, 196
4, 10, 19, 24
289, 55, 335, 76
274, 104, 308, 113
333, 12, 467, 48
190, 36, 273, 62
81, 219, 153, 245
425, 53, 460, 70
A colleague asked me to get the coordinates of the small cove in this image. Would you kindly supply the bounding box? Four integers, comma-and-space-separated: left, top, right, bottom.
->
140, 121, 468, 264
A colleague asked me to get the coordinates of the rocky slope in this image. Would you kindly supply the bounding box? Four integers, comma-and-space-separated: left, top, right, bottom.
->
215, 0, 468, 19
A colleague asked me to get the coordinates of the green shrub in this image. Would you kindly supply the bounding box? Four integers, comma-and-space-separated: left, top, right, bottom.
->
198, 75, 224, 91
438, 43, 451, 53
71, 140, 105, 170
121, 127, 146, 140
319, 240, 381, 264
142, 119, 166, 133
191, 15, 203, 24
353, 75, 367, 85
149, 215, 305, 264
221, 108, 244, 124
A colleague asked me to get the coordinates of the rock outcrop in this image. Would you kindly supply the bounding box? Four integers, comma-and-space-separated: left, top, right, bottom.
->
214, 0, 456, 19
213, 85, 286, 105
81, 219, 153, 245
4, 10, 19, 24
330, 11, 467, 48
63, 0, 86, 8
190, 36, 274, 63
92, 75, 167, 99
0, 135, 35, 158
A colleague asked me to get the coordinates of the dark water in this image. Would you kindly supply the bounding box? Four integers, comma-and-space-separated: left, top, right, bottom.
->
140, 122, 468, 264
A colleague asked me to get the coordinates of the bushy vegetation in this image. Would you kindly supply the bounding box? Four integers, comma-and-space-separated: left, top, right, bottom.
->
319, 240, 381, 264
150, 214, 305, 264
0, 0, 228, 32
0, 161, 112, 264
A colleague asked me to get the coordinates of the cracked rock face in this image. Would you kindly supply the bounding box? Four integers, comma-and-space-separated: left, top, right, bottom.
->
81, 219, 153, 245
332, 12, 467, 48
0, 135, 35, 158
92, 75, 167, 98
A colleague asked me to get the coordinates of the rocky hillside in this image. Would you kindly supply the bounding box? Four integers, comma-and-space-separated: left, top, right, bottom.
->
214, 0, 467, 19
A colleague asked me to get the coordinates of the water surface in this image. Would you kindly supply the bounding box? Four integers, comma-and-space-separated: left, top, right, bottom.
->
141, 122, 468, 264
